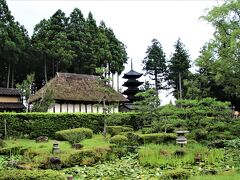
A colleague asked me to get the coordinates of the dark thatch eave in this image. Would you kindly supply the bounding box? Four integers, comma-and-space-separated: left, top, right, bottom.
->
28, 73, 128, 104
0, 102, 25, 110
0, 87, 21, 96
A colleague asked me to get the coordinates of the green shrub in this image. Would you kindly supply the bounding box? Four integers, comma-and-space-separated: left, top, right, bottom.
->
55, 128, 93, 144
65, 148, 111, 167
162, 169, 191, 179
109, 135, 128, 146
106, 126, 133, 137
141, 127, 154, 134
139, 133, 176, 144
0, 170, 65, 180
0, 112, 142, 138
0, 139, 5, 148
119, 132, 142, 146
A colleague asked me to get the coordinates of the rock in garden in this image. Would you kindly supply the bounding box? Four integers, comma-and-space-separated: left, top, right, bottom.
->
72, 143, 83, 149
35, 136, 48, 143
50, 157, 61, 164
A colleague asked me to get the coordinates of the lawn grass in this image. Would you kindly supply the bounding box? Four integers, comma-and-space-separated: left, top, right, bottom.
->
81, 134, 111, 149
138, 143, 224, 168
4, 138, 74, 154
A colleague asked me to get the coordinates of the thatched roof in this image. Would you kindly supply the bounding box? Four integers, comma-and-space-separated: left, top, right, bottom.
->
28, 73, 127, 103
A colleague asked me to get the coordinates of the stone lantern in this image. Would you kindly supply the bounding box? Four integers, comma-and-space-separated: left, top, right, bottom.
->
176, 130, 189, 147
52, 141, 60, 153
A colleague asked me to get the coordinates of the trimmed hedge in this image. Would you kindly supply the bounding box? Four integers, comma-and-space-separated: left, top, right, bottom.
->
119, 132, 142, 146
106, 126, 133, 137
0, 170, 65, 180
65, 147, 111, 167
0, 112, 142, 138
55, 127, 93, 144
139, 133, 176, 144
109, 135, 128, 146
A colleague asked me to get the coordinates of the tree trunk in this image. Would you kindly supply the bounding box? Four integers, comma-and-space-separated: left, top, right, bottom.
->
179, 72, 182, 99
52, 60, 55, 78
102, 96, 107, 139
179, 72, 182, 108
7, 63, 11, 88
117, 72, 119, 92
112, 73, 114, 89
44, 57, 48, 83
155, 71, 158, 97
4, 119, 7, 138
11, 64, 14, 88
56, 60, 59, 73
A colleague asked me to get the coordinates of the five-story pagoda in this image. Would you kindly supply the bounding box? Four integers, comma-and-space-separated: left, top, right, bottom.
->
122, 61, 143, 104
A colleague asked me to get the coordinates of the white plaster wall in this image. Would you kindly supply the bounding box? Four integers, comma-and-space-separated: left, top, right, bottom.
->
75, 104, 80, 112
55, 103, 60, 113
87, 104, 92, 113
98, 104, 103, 113
62, 104, 68, 113
68, 104, 74, 113
114, 106, 118, 113
81, 104, 85, 113
93, 105, 98, 113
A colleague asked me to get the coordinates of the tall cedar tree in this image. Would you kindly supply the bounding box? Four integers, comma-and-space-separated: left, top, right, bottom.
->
67, 8, 86, 74
167, 38, 190, 99
2, 1, 127, 89
45, 10, 75, 75
143, 39, 167, 96
0, 0, 29, 88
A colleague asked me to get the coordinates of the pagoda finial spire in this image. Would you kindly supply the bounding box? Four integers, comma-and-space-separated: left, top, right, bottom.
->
131, 58, 133, 70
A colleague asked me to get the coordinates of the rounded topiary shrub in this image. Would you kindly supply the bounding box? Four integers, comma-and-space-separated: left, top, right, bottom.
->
119, 132, 142, 146
106, 126, 133, 137
109, 135, 128, 146
55, 127, 93, 144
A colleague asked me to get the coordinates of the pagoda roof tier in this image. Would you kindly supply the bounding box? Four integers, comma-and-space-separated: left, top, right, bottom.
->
122, 88, 140, 95
122, 79, 143, 87
122, 70, 143, 79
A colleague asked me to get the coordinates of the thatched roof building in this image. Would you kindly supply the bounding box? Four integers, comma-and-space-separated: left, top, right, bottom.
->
29, 73, 127, 113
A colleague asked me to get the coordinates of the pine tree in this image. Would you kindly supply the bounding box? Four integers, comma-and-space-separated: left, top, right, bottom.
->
142, 39, 167, 96
167, 38, 191, 99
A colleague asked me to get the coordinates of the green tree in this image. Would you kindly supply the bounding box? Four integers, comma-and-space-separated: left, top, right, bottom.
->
67, 8, 86, 74
142, 39, 167, 96
16, 73, 35, 112
99, 21, 127, 87
196, 0, 240, 108
134, 88, 160, 126
0, 0, 29, 88
167, 38, 191, 99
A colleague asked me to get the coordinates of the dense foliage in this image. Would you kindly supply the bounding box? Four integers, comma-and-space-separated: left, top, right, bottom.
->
0, 112, 142, 138
0, 170, 66, 180
167, 38, 191, 99
55, 128, 93, 144
0, 0, 127, 90
142, 39, 167, 95
186, 0, 240, 109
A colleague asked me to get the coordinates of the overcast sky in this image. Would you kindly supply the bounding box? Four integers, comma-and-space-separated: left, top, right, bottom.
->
7, 0, 221, 104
